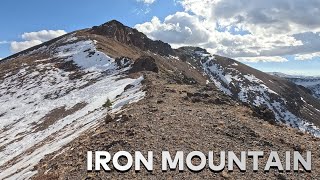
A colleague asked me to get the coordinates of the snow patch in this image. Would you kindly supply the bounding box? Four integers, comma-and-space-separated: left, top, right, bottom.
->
55, 40, 116, 72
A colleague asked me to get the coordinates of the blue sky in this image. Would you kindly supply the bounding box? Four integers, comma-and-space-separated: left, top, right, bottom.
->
0, 0, 182, 57
1, 0, 319, 76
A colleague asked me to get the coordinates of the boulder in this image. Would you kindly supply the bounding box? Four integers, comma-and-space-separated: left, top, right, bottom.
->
129, 56, 159, 73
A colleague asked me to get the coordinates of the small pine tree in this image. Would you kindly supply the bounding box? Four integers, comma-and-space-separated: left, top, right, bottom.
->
103, 98, 112, 108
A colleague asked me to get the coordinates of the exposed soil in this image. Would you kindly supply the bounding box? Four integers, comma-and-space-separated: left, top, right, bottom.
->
32, 102, 87, 133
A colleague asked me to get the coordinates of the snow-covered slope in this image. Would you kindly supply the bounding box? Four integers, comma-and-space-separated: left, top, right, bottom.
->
292, 78, 320, 99
177, 47, 320, 137
270, 73, 320, 100
0, 35, 145, 179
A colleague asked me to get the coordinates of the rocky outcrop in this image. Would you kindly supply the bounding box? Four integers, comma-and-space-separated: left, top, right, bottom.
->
252, 104, 276, 124
90, 20, 174, 56
129, 56, 158, 73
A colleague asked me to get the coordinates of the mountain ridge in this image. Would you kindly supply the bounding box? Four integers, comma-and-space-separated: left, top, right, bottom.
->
1, 20, 320, 179
2, 19, 320, 136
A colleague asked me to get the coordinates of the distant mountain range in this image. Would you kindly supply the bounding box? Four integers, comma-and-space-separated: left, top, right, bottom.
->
270, 72, 320, 100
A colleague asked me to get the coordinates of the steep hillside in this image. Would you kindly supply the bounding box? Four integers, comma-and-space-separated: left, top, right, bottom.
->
175, 47, 320, 136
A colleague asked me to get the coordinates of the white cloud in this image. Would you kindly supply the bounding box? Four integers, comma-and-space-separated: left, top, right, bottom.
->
10, 40, 43, 54
136, 0, 156, 4
295, 52, 320, 61
0, 41, 9, 44
135, 0, 156, 14
135, 13, 212, 46
21, 30, 66, 42
133, 7, 151, 15
237, 56, 289, 63
135, 0, 320, 62
10, 30, 67, 53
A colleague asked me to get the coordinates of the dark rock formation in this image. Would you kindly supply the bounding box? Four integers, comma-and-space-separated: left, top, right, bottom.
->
90, 20, 174, 56
129, 56, 158, 73
252, 105, 276, 124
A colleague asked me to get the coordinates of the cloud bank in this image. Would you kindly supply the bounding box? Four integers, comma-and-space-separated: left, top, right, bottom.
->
10, 30, 67, 53
135, 0, 320, 62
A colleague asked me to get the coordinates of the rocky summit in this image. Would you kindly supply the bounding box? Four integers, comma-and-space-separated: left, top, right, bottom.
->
1, 20, 320, 179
